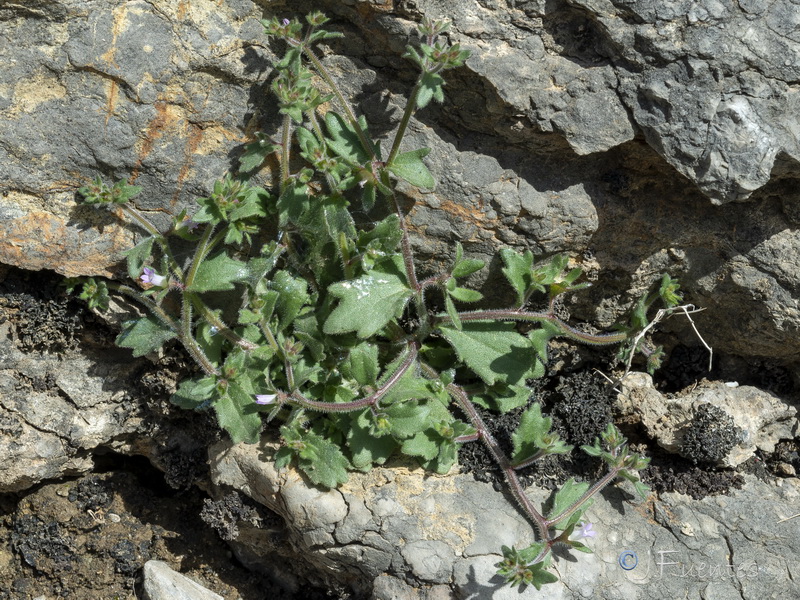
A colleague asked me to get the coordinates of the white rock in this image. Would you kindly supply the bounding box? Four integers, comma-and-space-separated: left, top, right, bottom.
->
142, 560, 223, 600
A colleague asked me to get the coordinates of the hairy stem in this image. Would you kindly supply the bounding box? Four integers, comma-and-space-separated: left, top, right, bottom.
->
425, 368, 549, 540
440, 309, 629, 346
280, 113, 292, 191
107, 282, 179, 334
190, 295, 258, 351
119, 204, 184, 279
544, 467, 621, 528
300, 45, 377, 161
289, 342, 418, 413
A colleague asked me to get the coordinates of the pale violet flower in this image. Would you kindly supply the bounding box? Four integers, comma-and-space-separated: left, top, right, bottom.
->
574, 522, 596, 539
282, 18, 290, 25
140, 267, 165, 286
255, 394, 277, 405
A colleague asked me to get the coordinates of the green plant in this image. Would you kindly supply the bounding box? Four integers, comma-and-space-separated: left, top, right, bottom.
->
70, 13, 686, 590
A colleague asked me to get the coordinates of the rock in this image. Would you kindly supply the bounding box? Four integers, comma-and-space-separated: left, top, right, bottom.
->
208, 436, 800, 598
0, 321, 144, 492
2, 0, 799, 365
142, 560, 224, 600
617, 373, 799, 467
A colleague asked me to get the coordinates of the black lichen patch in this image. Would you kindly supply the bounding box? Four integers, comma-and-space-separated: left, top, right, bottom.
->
11, 515, 76, 574
201, 491, 262, 542
642, 455, 745, 500
0, 464, 300, 600
548, 370, 613, 447
0, 267, 84, 354
680, 404, 740, 465
67, 475, 113, 513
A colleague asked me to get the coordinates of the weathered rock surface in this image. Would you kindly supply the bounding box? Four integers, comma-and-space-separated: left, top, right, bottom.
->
208, 436, 800, 599
2, 1, 800, 598
1, 0, 799, 363
0, 321, 143, 491
143, 560, 224, 600
618, 373, 799, 467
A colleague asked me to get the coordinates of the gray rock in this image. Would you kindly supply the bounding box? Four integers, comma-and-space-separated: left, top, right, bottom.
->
142, 560, 224, 600
2, 0, 799, 364
209, 436, 800, 599
617, 372, 799, 467
0, 322, 142, 491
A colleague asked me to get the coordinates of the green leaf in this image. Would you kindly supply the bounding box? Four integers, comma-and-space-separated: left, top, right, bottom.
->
171, 376, 216, 410
386, 148, 435, 189
529, 565, 559, 590
342, 343, 379, 386
512, 403, 572, 464
239, 134, 277, 173
361, 181, 376, 212
295, 125, 323, 158
547, 478, 592, 530
196, 320, 224, 366
527, 321, 560, 379
384, 401, 432, 439
439, 321, 538, 385
472, 383, 530, 413
123, 237, 155, 281
277, 179, 310, 227
401, 430, 440, 461
116, 315, 177, 357
511, 403, 550, 464
451, 242, 485, 278
500, 248, 534, 306
188, 252, 249, 293
291, 430, 351, 488
215, 381, 262, 444
346, 410, 399, 470
357, 214, 402, 254
444, 295, 462, 330
448, 287, 483, 302
324, 111, 374, 165
417, 71, 445, 108
452, 259, 485, 279
324, 257, 412, 338
272, 270, 309, 331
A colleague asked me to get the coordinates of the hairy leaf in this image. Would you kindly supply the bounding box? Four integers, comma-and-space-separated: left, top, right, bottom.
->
387, 148, 435, 189
324, 257, 411, 338
273, 270, 309, 331
188, 252, 249, 293
123, 237, 156, 281
346, 410, 398, 470
171, 376, 216, 410
548, 478, 592, 530
116, 315, 176, 357
439, 321, 539, 385
341, 342, 379, 386
215, 381, 263, 445
325, 111, 375, 165
500, 248, 534, 306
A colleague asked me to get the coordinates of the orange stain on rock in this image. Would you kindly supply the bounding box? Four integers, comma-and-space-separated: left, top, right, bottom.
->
104, 80, 119, 126
0, 210, 131, 278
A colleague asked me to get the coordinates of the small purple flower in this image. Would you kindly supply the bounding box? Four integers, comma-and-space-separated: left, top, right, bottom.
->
182, 216, 200, 232
255, 394, 277, 405
574, 522, 596, 539
281, 18, 290, 26
140, 267, 165, 286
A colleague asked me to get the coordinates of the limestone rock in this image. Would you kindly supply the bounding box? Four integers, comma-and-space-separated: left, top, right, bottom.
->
208, 436, 800, 599
0, 322, 144, 492
142, 560, 224, 600
2, 0, 799, 364
617, 373, 799, 467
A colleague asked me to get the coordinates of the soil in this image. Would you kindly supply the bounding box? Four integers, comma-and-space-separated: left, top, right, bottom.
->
0, 265, 797, 599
